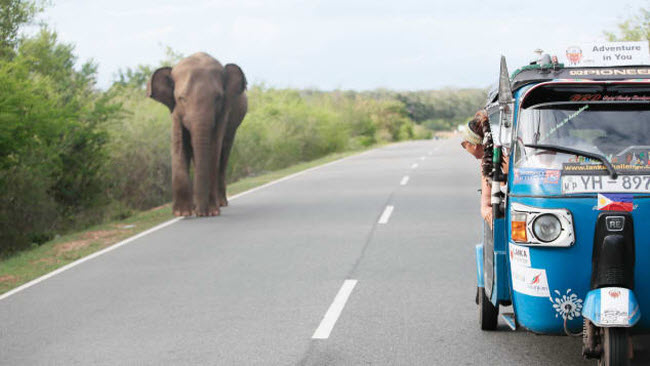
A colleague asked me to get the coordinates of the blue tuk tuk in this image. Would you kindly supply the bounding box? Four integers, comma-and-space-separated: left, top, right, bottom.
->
476, 54, 650, 365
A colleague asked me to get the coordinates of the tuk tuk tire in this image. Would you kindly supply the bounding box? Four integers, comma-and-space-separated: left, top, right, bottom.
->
478, 286, 498, 331
599, 328, 630, 366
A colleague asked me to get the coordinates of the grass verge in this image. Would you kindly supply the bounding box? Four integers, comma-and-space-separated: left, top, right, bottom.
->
0, 148, 371, 296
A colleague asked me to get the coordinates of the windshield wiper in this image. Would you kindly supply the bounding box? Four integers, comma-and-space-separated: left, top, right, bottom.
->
524, 143, 618, 179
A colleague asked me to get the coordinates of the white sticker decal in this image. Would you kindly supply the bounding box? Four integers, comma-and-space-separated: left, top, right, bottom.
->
549, 289, 584, 320
509, 243, 531, 267
511, 266, 550, 297
600, 288, 630, 326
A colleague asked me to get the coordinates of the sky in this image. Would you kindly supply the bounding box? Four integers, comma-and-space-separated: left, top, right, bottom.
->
39, 0, 649, 90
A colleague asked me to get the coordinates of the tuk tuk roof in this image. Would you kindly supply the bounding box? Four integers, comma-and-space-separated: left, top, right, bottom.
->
486, 64, 650, 105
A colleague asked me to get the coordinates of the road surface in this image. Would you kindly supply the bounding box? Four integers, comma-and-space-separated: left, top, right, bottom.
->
1, 139, 647, 365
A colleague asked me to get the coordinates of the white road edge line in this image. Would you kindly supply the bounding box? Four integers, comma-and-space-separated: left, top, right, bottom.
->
378, 205, 394, 224
312, 279, 358, 339
400, 176, 410, 186
411, 163, 419, 169
0, 218, 182, 302
0, 149, 377, 302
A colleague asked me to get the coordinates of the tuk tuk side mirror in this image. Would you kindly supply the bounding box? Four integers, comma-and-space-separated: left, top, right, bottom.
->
499, 103, 514, 148
498, 56, 514, 148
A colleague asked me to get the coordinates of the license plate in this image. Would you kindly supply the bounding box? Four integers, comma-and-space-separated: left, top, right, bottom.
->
561, 175, 650, 194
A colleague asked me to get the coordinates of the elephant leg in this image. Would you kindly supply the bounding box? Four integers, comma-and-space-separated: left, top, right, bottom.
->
172, 117, 193, 216
210, 119, 228, 210
218, 132, 236, 207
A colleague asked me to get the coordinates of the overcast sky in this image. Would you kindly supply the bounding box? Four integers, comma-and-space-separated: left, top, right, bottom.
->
40, 0, 648, 90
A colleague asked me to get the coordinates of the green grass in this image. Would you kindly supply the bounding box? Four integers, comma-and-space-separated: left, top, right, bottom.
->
0, 147, 374, 295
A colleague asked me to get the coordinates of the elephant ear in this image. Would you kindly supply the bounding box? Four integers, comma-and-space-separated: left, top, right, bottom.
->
223, 63, 247, 97
147, 67, 175, 112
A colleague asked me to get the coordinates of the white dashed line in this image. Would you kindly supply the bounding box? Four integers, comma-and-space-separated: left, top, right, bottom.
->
400, 176, 410, 186
411, 163, 419, 169
312, 280, 358, 339
378, 205, 394, 224
428, 151, 433, 156
419, 156, 425, 160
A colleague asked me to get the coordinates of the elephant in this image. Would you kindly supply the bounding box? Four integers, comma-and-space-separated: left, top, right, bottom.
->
147, 52, 247, 217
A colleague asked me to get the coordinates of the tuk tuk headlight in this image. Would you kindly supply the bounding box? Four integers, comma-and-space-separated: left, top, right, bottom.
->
532, 214, 562, 242
510, 203, 575, 247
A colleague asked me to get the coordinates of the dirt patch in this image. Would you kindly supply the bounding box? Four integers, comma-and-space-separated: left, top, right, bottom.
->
31, 257, 58, 265
150, 203, 171, 212
54, 230, 119, 255
0, 275, 17, 284
55, 239, 91, 254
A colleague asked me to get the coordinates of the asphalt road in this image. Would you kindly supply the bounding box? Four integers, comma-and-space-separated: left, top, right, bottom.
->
1, 138, 648, 365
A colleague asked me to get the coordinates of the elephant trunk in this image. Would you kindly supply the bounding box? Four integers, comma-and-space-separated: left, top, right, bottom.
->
190, 122, 218, 216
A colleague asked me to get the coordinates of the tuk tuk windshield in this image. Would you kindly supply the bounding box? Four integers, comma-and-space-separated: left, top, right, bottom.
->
515, 103, 650, 174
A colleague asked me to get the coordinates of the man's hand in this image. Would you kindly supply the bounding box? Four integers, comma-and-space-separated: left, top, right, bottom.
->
481, 205, 493, 229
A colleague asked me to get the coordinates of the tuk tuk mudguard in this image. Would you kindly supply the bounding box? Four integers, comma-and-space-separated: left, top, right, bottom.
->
583, 287, 641, 327
591, 212, 635, 290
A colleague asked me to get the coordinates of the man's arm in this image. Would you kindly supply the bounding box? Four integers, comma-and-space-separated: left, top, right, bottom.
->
480, 175, 493, 228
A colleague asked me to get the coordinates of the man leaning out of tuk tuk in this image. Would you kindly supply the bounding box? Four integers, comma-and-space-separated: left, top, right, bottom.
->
461, 110, 501, 228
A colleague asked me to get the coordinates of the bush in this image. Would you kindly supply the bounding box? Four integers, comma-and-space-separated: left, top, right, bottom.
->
103, 86, 172, 209
0, 29, 119, 255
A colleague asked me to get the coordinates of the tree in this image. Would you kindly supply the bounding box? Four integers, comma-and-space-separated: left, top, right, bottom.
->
18, 27, 98, 100
605, 8, 650, 44
0, 0, 43, 58
0, 58, 72, 251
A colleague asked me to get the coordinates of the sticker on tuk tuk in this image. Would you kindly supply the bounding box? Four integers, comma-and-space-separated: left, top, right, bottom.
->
597, 193, 634, 211
562, 162, 650, 176
513, 168, 561, 186
509, 243, 531, 267
511, 266, 550, 297
556, 41, 650, 67
549, 289, 584, 320
544, 170, 561, 184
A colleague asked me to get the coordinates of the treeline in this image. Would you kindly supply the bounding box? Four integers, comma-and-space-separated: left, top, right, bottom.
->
396, 90, 487, 131
0, 1, 486, 256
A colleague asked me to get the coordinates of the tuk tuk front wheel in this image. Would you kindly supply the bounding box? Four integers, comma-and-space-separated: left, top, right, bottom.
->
478, 286, 498, 331
599, 328, 630, 366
